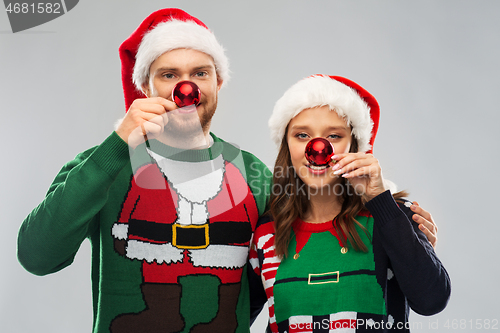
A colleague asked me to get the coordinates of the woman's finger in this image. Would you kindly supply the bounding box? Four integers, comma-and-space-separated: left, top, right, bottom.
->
340, 165, 375, 178
332, 154, 375, 175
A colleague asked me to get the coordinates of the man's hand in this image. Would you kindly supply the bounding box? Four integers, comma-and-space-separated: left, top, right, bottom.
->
410, 201, 438, 249
115, 97, 176, 149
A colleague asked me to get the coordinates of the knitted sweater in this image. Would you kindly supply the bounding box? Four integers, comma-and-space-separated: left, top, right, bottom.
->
249, 191, 451, 332
18, 131, 271, 333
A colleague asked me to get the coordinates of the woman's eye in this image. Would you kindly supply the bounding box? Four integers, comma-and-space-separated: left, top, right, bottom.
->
328, 134, 341, 139
296, 133, 308, 139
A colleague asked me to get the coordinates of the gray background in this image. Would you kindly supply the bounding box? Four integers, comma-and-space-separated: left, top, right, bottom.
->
1, 0, 499, 332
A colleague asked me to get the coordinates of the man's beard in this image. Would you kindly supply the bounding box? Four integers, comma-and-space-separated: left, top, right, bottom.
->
149, 83, 217, 140
163, 97, 217, 140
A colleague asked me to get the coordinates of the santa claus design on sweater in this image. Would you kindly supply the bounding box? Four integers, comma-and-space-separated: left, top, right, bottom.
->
110, 147, 259, 333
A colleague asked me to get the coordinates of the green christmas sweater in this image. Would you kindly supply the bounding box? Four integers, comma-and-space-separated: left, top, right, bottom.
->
18, 131, 271, 333
249, 191, 451, 332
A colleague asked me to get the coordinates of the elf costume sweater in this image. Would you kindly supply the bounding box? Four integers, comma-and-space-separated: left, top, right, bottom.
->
249, 190, 450, 333
18, 131, 271, 333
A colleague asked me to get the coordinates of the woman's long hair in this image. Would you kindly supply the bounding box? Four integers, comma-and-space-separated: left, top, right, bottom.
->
270, 131, 407, 258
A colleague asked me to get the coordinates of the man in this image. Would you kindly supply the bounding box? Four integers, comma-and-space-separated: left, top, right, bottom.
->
17, 7, 438, 333
18, 8, 270, 333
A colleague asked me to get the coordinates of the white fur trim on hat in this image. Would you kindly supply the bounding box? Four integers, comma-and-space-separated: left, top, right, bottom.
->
269, 75, 374, 153
133, 19, 229, 92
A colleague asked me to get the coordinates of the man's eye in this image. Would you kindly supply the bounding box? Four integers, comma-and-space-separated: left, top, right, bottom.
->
194, 72, 207, 77
162, 73, 175, 79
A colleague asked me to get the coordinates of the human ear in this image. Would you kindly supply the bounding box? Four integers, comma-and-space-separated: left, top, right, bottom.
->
141, 80, 151, 98
216, 76, 223, 92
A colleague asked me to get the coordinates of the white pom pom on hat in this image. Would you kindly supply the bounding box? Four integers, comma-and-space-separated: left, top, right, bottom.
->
268, 75, 380, 154
119, 8, 229, 111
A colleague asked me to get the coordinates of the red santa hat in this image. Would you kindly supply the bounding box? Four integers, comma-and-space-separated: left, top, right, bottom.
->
119, 8, 229, 111
268, 75, 380, 154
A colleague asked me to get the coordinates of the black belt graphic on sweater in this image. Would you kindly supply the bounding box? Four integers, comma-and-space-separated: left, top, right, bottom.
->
128, 219, 252, 249
274, 269, 376, 285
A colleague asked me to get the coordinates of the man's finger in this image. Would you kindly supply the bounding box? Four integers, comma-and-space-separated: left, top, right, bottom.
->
418, 223, 437, 249
413, 214, 436, 233
411, 201, 434, 223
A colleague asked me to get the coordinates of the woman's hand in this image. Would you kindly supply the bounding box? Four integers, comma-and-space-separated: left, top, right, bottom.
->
410, 201, 438, 248
330, 152, 387, 202
331, 153, 439, 248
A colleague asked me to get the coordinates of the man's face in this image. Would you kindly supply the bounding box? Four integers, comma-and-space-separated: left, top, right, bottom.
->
144, 48, 223, 136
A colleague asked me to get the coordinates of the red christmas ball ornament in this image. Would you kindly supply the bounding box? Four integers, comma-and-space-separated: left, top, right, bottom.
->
305, 138, 335, 166
172, 81, 201, 107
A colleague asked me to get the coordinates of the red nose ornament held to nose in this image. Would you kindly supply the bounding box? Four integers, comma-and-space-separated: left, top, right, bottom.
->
305, 138, 335, 166
172, 81, 201, 108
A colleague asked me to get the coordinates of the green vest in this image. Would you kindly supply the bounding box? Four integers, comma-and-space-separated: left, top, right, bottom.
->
273, 216, 386, 323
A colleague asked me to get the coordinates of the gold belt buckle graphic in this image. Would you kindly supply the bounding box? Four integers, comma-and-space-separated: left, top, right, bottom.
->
308, 271, 340, 285
172, 223, 209, 249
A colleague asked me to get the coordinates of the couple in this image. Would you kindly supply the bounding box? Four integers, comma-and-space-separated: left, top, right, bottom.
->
18, 8, 450, 333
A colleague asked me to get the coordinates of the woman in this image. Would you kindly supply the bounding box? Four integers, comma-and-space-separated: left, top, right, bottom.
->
250, 75, 450, 332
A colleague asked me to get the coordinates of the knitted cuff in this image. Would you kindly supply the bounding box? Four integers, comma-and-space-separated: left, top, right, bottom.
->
364, 190, 404, 227
89, 131, 130, 178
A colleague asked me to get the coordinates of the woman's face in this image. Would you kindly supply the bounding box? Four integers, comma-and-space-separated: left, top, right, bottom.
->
287, 105, 352, 190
